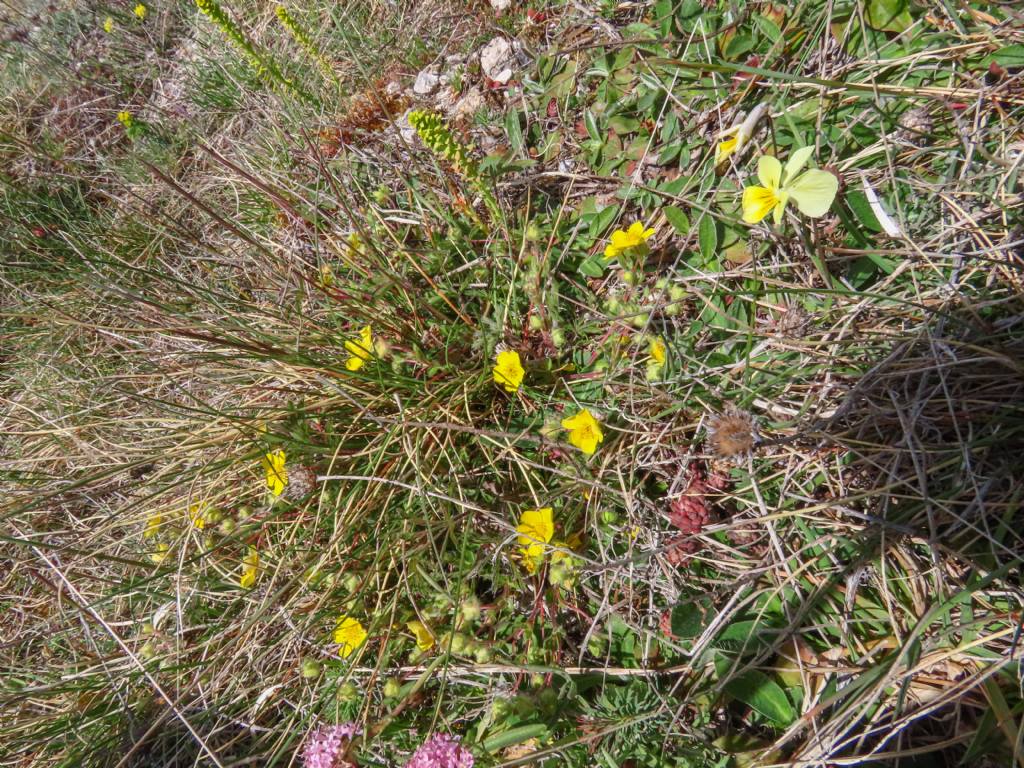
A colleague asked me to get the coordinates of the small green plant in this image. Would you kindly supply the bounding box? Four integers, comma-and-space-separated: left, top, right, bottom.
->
194, 0, 315, 105
274, 5, 337, 85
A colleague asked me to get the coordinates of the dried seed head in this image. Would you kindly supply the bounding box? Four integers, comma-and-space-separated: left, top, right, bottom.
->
896, 106, 933, 146
707, 408, 759, 459
283, 465, 317, 501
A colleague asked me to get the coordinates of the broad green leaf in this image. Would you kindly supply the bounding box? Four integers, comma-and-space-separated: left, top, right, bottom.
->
483, 723, 549, 753
698, 215, 718, 263
578, 256, 606, 277
664, 205, 690, 236
504, 111, 524, 154
865, 0, 912, 33
724, 670, 796, 725
989, 45, 1024, 68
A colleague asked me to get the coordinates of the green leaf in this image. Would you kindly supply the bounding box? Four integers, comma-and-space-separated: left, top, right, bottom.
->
698, 215, 718, 263
584, 110, 601, 143
505, 111, 524, 154
865, 0, 912, 33
578, 256, 606, 277
670, 597, 713, 639
988, 45, 1024, 68
846, 191, 882, 233
753, 14, 781, 43
589, 203, 620, 239
724, 670, 795, 725
664, 206, 690, 236
483, 723, 549, 753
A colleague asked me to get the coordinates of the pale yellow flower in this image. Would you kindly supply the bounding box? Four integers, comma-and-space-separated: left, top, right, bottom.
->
263, 449, 288, 497
493, 349, 525, 393
240, 546, 259, 588
149, 542, 169, 564
344, 326, 373, 371
407, 619, 435, 651
188, 503, 208, 530
103, 16, 114, 32
561, 409, 604, 455
742, 147, 839, 226
516, 507, 554, 573
133, 3, 146, 19
604, 221, 655, 260
333, 616, 368, 658
117, 111, 133, 129
143, 513, 162, 539
649, 337, 666, 366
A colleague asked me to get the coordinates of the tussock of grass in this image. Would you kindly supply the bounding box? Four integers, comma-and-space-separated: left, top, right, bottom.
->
2, 0, 1023, 766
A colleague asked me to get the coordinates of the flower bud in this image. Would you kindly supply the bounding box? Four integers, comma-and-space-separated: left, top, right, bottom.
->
301, 658, 322, 679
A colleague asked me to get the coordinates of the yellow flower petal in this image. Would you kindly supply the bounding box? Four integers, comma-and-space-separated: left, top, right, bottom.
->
649, 337, 666, 365
715, 136, 739, 165
757, 154, 782, 190
786, 169, 839, 218
783, 146, 816, 184
133, 3, 146, 19
493, 350, 525, 393
407, 620, 435, 651
741, 185, 780, 224
240, 546, 259, 588
333, 616, 368, 658
263, 449, 288, 497
344, 326, 373, 371
516, 507, 554, 547
560, 409, 604, 455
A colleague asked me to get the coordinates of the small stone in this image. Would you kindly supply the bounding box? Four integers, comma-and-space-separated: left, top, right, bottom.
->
413, 69, 440, 95
489, 0, 512, 11
479, 36, 514, 80
491, 67, 513, 84
452, 88, 484, 121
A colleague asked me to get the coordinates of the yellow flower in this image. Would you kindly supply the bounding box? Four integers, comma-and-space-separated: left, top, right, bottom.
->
647, 337, 667, 381
333, 616, 368, 658
188, 503, 208, 530
344, 326, 373, 371
649, 337, 666, 366
263, 449, 288, 497
713, 104, 766, 166
143, 513, 162, 539
149, 542, 168, 564
516, 507, 554, 573
742, 147, 839, 226
319, 263, 335, 288
117, 111, 133, 129
133, 3, 146, 19
493, 349, 525, 393
240, 546, 259, 588
561, 409, 604, 455
103, 16, 114, 32
407, 620, 435, 651
604, 221, 655, 260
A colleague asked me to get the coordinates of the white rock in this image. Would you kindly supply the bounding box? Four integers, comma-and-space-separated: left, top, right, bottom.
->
453, 88, 484, 121
398, 109, 418, 143
479, 36, 514, 80
413, 69, 440, 95
491, 67, 513, 84
489, 0, 512, 11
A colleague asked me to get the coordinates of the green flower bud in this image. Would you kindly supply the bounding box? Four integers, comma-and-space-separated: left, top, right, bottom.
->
373, 185, 389, 204
301, 658, 322, 679
474, 645, 492, 664
139, 641, 156, 660
620, 269, 636, 285
218, 518, 236, 535
460, 596, 482, 624
601, 509, 619, 526
525, 222, 542, 241
383, 677, 402, 698
450, 633, 469, 655
551, 328, 566, 348
528, 314, 544, 331
491, 698, 513, 719
337, 681, 359, 701
236, 505, 253, 520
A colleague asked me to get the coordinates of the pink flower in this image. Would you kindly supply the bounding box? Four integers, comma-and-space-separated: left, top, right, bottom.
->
302, 723, 360, 768
405, 734, 474, 768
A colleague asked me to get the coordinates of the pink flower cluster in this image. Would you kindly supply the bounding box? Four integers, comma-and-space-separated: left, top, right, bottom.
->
302, 723, 360, 768
405, 734, 474, 768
